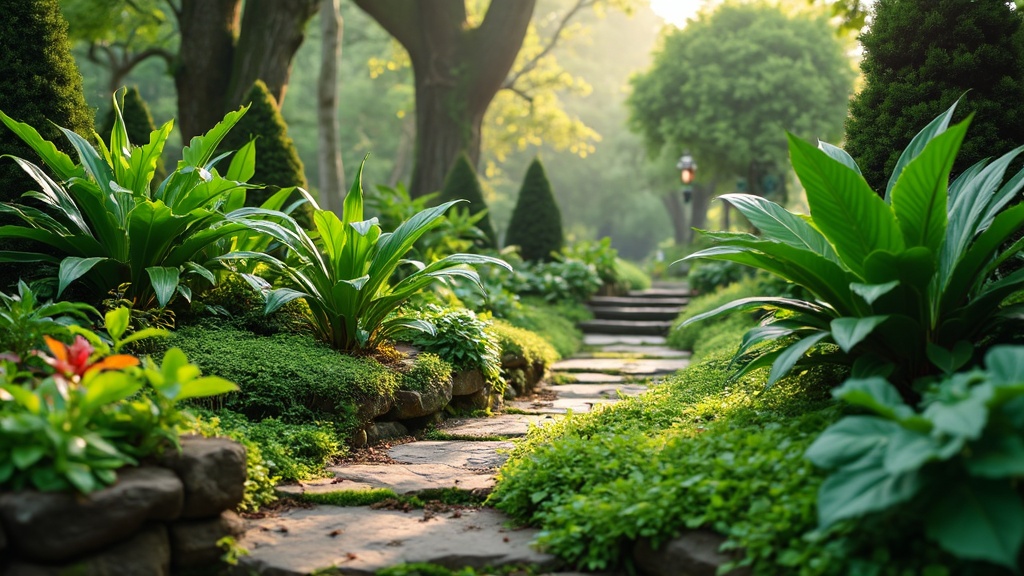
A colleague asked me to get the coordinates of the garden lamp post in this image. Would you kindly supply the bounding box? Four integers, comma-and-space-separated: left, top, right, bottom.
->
677, 151, 696, 203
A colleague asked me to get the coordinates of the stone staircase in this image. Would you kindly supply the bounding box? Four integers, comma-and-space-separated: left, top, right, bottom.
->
579, 282, 691, 336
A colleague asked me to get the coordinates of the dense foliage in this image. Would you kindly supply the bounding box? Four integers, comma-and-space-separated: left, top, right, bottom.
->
439, 153, 497, 247
98, 87, 166, 184
845, 0, 1024, 194
0, 0, 94, 205
505, 159, 564, 262
682, 104, 1024, 396
399, 304, 502, 385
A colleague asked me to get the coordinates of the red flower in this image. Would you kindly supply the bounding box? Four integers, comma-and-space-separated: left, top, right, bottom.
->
40, 335, 139, 379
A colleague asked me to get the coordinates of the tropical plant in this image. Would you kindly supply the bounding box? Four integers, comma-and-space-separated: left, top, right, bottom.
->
224, 163, 512, 352
0, 307, 237, 493
0, 91, 280, 311
398, 304, 502, 385
680, 102, 1024, 397
0, 280, 97, 359
806, 345, 1024, 570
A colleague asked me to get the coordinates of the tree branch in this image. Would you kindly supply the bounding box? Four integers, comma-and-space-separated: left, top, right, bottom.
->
503, 0, 594, 90
502, 85, 534, 105
351, 0, 421, 52
466, 0, 536, 109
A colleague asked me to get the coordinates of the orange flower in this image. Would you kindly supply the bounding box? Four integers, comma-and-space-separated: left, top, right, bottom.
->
40, 335, 139, 379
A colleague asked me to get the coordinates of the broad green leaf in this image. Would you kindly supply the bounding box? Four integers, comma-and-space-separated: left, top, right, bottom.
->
126, 200, 193, 274
2, 384, 41, 413
681, 295, 828, 328
817, 140, 862, 175
735, 320, 806, 357
0, 110, 79, 179
314, 209, 347, 273
832, 377, 911, 420
12, 445, 46, 470
788, 133, 904, 278
342, 159, 366, 225
81, 371, 143, 413
890, 119, 965, 252
264, 288, 307, 315
850, 281, 899, 306
226, 139, 256, 182
925, 479, 1024, 569
767, 331, 830, 389
177, 376, 239, 401
59, 127, 116, 197
6, 156, 89, 234
116, 327, 172, 351
145, 266, 181, 308
105, 307, 131, 341
863, 248, 935, 292
882, 427, 942, 474
941, 202, 1024, 307
923, 383, 992, 440
125, 119, 174, 195
181, 105, 249, 169
64, 463, 98, 493
926, 341, 973, 375
885, 99, 959, 202
717, 193, 840, 262
967, 435, 1024, 478
58, 257, 108, 297
385, 317, 436, 337
830, 316, 889, 353
816, 464, 921, 528
984, 345, 1024, 385
805, 415, 902, 470
183, 262, 216, 285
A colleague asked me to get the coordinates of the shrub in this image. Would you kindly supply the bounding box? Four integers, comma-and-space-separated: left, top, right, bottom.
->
506, 298, 586, 359
0, 96, 268, 310
612, 258, 651, 291
668, 277, 762, 352
505, 158, 564, 262
489, 319, 559, 368
0, 280, 97, 359
99, 87, 166, 184
562, 238, 619, 285
0, 0, 94, 205
399, 304, 501, 384
0, 308, 236, 493
687, 259, 752, 295
845, 0, 1024, 194
226, 161, 510, 352
220, 80, 312, 226
165, 326, 399, 433
510, 259, 602, 304
682, 103, 1024, 396
439, 153, 497, 247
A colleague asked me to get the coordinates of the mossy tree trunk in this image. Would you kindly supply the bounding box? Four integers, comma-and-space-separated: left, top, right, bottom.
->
353, 0, 536, 198
173, 0, 319, 142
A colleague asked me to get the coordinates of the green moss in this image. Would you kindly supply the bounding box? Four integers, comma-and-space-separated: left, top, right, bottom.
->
439, 153, 497, 247
300, 488, 397, 507
166, 326, 399, 433
299, 487, 485, 509
400, 353, 453, 392
504, 158, 564, 262
489, 320, 559, 368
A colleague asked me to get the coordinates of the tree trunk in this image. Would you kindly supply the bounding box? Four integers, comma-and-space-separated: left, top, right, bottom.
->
226, 0, 321, 110
690, 180, 714, 241
174, 0, 240, 142
663, 192, 686, 246
388, 114, 416, 188
317, 0, 345, 215
352, 0, 536, 198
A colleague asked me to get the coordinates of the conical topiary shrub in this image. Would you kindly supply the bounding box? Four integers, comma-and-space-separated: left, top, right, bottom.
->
220, 80, 312, 225
439, 152, 497, 247
0, 0, 95, 202
100, 87, 167, 184
505, 158, 564, 262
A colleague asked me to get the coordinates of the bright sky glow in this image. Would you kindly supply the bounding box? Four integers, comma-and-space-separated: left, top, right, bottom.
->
648, 0, 715, 27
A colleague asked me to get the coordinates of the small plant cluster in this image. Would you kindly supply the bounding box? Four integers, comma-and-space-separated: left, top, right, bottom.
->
399, 304, 502, 385
0, 307, 236, 493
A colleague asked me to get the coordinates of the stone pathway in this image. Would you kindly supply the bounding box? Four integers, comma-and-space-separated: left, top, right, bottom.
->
235, 287, 691, 575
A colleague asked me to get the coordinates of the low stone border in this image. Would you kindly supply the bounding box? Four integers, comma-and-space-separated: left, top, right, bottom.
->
0, 436, 247, 575
634, 530, 750, 576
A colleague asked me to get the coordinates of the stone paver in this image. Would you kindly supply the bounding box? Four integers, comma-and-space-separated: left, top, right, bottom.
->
553, 372, 626, 384
552, 383, 648, 399
589, 345, 690, 359
583, 334, 667, 346
552, 357, 689, 376
280, 463, 497, 495
440, 414, 561, 438
388, 441, 512, 469
236, 506, 556, 575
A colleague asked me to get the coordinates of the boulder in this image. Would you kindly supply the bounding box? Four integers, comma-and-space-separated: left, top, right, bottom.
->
365, 421, 409, 445
169, 510, 246, 569
160, 436, 246, 519
4, 524, 171, 576
634, 531, 750, 576
384, 381, 453, 421
0, 467, 182, 562
451, 369, 486, 396
355, 394, 393, 423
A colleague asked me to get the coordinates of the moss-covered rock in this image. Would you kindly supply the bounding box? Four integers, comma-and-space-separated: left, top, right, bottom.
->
504, 158, 564, 262
439, 153, 497, 247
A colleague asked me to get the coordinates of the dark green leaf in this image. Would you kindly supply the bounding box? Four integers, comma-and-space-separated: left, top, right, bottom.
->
926, 479, 1024, 569
830, 316, 889, 353
816, 464, 921, 527
58, 257, 108, 297
832, 377, 910, 419
145, 266, 180, 308
885, 100, 959, 202
805, 415, 899, 470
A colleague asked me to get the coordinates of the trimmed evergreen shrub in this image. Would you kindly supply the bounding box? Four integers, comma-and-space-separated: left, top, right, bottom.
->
219, 80, 312, 224
844, 0, 1024, 194
99, 87, 167, 184
439, 153, 497, 247
0, 0, 95, 203
505, 158, 564, 262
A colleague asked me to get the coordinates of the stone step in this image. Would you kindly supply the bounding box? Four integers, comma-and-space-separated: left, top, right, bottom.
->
583, 333, 667, 346
629, 287, 692, 298
553, 357, 690, 376
589, 306, 681, 322
589, 295, 690, 308
579, 319, 674, 336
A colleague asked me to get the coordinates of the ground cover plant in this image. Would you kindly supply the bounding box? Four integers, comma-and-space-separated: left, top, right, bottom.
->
681, 102, 1024, 396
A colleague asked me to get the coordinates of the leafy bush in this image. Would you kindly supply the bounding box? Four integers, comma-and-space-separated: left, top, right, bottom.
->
226, 162, 510, 352
165, 326, 398, 432
0, 308, 236, 493
668, 277, 762, 353
613, 258, 651, 291
562, 238, 619, 285
682, 103, 1024, 395
687, 259, 752, 295
0, 280, 97, 359
184, 272, 310, 335
489, 320, 559, 368
510, 259, 602, 304
439, 153, 497, 247
806, 345, 1024, 570
0, 94, 266, 310
399, 305, 501, 384
506, 299, 586, 359
505, 158, 564, 262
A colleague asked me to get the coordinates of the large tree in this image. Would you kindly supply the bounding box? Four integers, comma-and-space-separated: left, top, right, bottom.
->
627, 1, 854, 244
845, 0, 1024, 195
352, 0, 536, 199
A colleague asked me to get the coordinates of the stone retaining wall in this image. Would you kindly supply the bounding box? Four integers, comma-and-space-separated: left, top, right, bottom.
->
0, 436, 247, 576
